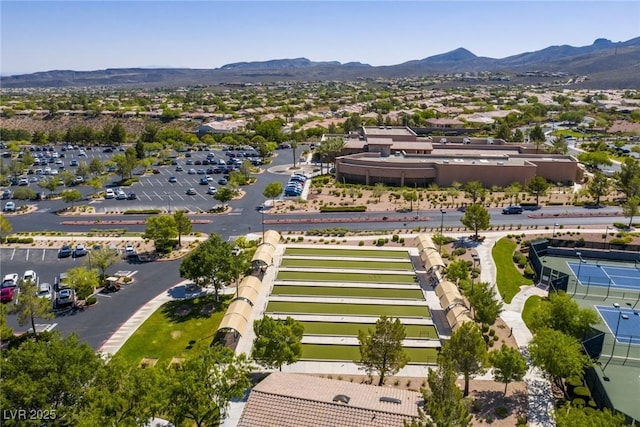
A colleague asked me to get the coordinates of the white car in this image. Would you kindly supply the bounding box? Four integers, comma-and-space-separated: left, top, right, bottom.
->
207, 186, 218, 195
74, 244, 88, 257
2, 273, 19, 289
3, 201, 16, 212
124, 244, 136, 257
37, 282, 53, 300
23, 270, 38, 285
105, 189, 115, 199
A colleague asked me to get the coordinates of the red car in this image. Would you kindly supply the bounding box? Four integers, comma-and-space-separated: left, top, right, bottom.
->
1, 287, 16, 303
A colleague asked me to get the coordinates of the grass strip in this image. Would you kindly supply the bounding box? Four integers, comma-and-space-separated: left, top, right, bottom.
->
266, 301, 430, 317
276, 271, 417, 284
493, 237, 533, 304
301, 344, 439, 364
272, 285, 424, 300
299, 321, 438, 339
280, 258, 414, 271
521, 295, 543, 331
117, 295, 230, 367
284, 247, 410, 259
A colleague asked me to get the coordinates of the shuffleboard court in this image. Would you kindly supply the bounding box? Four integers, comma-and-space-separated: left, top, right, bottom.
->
276, 271, 417, 284
596, 306, 640, 345
299, 321, 438, 339
568, 262, 640, 290
279, 258, 414, 271
284, 247, 410, 259
271, 285, 424, 300
266, 301, 431, 317
301, 344, 438, 364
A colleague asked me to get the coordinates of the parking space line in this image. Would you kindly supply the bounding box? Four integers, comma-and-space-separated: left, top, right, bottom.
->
25, 248, 29, 261
175, 194, 184, 200
10, 248, 15, 260
42, 249, 46, 261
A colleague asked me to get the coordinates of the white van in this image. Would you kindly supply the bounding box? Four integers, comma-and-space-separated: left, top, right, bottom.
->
105, 189, 115, 199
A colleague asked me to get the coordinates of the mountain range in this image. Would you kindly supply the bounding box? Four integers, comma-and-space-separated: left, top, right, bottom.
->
2, 37, 639, 89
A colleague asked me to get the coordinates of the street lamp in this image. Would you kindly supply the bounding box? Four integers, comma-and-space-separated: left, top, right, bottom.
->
604, 226, 611, 249
165, 191, 171, 213
438, 210, 446, 254
260, 209, 265, 242
606, 304, 629, 371
552, 223, 559, 238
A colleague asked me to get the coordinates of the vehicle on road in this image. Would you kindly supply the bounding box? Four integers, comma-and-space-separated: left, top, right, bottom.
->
168, 176, 178, 183
502, 205, 524, 214
4, 201, 16, 212
128, 192, 137, 200
186, 188, 197, 195
58, 245, 73, 258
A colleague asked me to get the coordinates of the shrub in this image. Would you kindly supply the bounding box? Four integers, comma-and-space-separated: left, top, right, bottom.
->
4, 237, 35, 244
573, 386, 591, 398
124, 209, 161, 215
358, 241, 364, 246
523, 265, 535, 279
86, 296, 97, 305
376, 238, 385, 247
494, 406, 509, 419
319, 205, 366, 212
392, 234, 399, 242
572, 398, 586, 408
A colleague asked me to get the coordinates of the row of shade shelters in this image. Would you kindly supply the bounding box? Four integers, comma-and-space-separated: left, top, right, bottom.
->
216, 230, 281, 337
414, 234, 473, 331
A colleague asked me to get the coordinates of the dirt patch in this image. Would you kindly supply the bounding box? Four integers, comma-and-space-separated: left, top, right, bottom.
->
170, 330, 182, 340
174, 305, 192, 317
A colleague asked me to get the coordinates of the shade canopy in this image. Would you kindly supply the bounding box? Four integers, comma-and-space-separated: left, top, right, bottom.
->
262, 230, 281, 248
217, 299, 253, 337
236, 275, 262, 305
434, 280, 458, 298
439, 291, 466, 310
252, 244, 275, 267
421, 248, 444, 271
414, 234, 437, 252
446, 305, 471, 329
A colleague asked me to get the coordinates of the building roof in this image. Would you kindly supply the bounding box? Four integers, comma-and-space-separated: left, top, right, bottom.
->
363, 126, 417, 137
237, 372, 421, 427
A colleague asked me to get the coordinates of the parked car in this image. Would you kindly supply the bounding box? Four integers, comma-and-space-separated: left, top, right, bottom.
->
58, 245, 73, 258
187, 169, 196, 175
37, 282, 53, 300
207, 186, 218, 195
218, 178, 228, 185
23, 270, 38, 285
54, 272, 70, 292
0, 287, 17, 304
116, 190, 127, 200
74, 244, 88, 257
199, 177, 209, 185
70, 159, 79, 166
105, 189, 115, 199
54, 288, 76, 309
4, 201, 16, 212
127, 192, 137, 200
175, 165, 184, 172
186, 188, 197, 195
168, 176, 178, 183
2, 273, 19, 289
124, 244, 137, 257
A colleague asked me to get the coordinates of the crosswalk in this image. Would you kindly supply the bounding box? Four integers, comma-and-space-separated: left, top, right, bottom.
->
32, 323, 57, 333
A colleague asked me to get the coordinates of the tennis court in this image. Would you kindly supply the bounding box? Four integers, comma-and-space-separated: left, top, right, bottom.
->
596, 306, 640, 345
567, 262, 640, 290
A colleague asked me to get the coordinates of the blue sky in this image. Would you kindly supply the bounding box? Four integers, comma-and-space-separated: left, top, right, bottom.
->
1, 1, 639, 75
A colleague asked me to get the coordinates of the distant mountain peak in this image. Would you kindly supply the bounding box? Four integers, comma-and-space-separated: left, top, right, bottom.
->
219, 57, 342, 70
593, 38, 612, 45
420, 47, 477, 63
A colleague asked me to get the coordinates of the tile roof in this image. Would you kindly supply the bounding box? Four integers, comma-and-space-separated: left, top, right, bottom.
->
238, 372, 421, 427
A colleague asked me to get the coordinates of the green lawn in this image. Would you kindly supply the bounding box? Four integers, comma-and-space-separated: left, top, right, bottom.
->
116, 295, 230, 367
299, 321, 438, 339
285, 247, 410, 259
266, 301, 430, 317
522, 295, 544, 330
276, 271, 417, 284
301, 344, 439, 364
493, 238, 533, 303
271, 285, 424, 300
280, 258, 414, 271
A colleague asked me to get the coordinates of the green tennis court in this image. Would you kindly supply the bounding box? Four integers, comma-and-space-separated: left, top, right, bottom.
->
266, 301, 430, 317
284, 248, 410, 259
301, 344, 439, 364
271, 285, 424, 300
299, 321, 438, 339
276, 271, 417, 284
280, 258, 414, 271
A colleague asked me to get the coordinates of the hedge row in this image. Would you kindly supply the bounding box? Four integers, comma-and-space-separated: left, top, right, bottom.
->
3, 237, 35, 244
123, 209, 161, 215
319, 205, 367, 212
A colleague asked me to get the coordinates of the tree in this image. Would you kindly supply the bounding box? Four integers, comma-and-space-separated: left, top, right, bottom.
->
504, 182, 522, 205
88, 157, 104, 175
550, 136, 569, 154
495, 123, 512, 141
529, 125, 546, 153
529, 328, 590, 399
9, 278, 54, 339
623, 195, 640, 228
512, 128, 524, 142
11, 187, 36, 200
446, 185, 460, 206
460, 203, 491, 241
442, 322, 487, 397
445, 259, 470, 282
173, 210, 192, 247
0, 332, 101, 422
464, 181, 486, 204
357, 316, 409, 386
144, 215, 178, 253
90, 247, 121, 281
75, 356, 163, 427
179, 234, 233, 300
263, 182, 283, 206
290, 141, 299, 168
61, 189, 82, 206
526, 176, 551, 206
410, 355, 471, 427
403, 190, 418, 211
38, 176, 60, 195
587, 171, 610, 206
467, 282, 503, 325
66, 266, 99, 300
372, 182, 386, 202
109, 124, 126, 145
554, 404, 627, 427
111, 148, 138, 180
76, 161, 91, 179
578, 151, 612, 170
0, 215, 12, 243
252, 316, 304, 371
164, 345, 252, 427
529, 291, 599, 339
614, 158, 640, 198
135, 140, 145, 159
214, 187, 235, 205
0, 303, 14, 341
489, 344, 527, 396
59, 169, 77, 187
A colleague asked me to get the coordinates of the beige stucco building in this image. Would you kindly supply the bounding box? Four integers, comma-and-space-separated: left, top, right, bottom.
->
334, 126, 583, 188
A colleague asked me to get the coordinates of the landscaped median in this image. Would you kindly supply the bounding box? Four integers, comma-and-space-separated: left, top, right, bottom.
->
493, 237, 534, 303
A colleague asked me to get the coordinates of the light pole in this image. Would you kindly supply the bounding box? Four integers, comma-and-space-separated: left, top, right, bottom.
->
439, 209, 446, 254
165, 191, 171, 213
604, 226, 611, 249
552, 223, 559, 238
576, 251, 584, 285
261, 209, 265, 242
